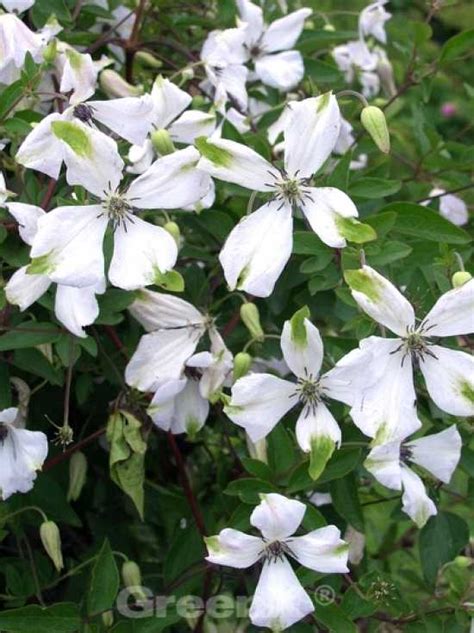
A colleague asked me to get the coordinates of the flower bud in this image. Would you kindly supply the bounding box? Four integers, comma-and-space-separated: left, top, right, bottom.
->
360, 105, 390, 154
233, 352, 252, 381
452, 271, 472, 288
181, 67, 195, 81
100, 69, 142, 98
67, 451, 87, 502
40, 521, 64, 572
240, 303, 264, 342
122, 560, 148, 601
102, 611, 114, 628
151, 128, 175, 155
323, 23, 335, 32
43, 38, 57, 64
163, 221, 180, 244
454, 555, 471, 568
135, 51, 163, 69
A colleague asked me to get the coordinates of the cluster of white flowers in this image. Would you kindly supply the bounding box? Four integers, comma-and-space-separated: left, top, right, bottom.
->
0, 0, 472, 630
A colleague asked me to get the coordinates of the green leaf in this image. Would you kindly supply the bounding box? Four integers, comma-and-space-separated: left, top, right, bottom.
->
288, 449, 362, 493
0, 80, 24, 122
383, 202, 471, 244
304, 58, 343, 83
241, 458, 273, 482
293, 231, 329, 255
330, 473, 364, 531
224, 478, 278, 503
349, 178, 401, 199
0, 603, 80, 632
440, 29, 474, 62
419, 511, 470, 585
368, 241, 412, 265
314, 603, 357, 633
87, 539, 120, 616
0, 322, 62, 351
154, 269, 185, 292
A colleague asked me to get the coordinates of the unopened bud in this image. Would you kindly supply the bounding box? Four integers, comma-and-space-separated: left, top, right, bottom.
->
43, 39, 58, 64
360, 105, 390, 154
233, 352, 252, 381
102, 611, 114, 628
163, 221, 180, 244
323, 23, 335, 32
100, 69, 142, 98
452, 271, 472, 288
67, 451, 87, 502
182, 67, 195, 81
135, 51, 163, 69
122, 560, 148, 601
40, 521, 64, 572
454, 555, 471, 568
240, 303, 264, 342
151, 128, 175, 155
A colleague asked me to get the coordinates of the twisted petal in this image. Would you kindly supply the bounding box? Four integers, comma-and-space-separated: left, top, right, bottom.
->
421, 279, 474, 337
150, 76, 192, 129
6, 202, 45, 245
128, 289, 205, 332
5, 267, 51, 311
54, 282, 103, 338
0, 426, 48, 500
255, 50, 305, 91
147, 379, 187, 431
364, 440, 402, 490
89, 95, 155, 144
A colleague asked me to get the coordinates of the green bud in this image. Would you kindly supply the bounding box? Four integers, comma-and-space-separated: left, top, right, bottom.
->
454, 555, 471, 568
323, 23, 335, 32
240, 303, 264, 342
163, 221, 181, 244
452, 271, 472, 288
40, 521, 64, 572
233, 352, 252, 381
43, 39, 58, 64
360, 105, 390, 154
181, 67, 195, 80
100, 69, 143, 98
67, 451, 87, 502
151, 128, 175, 155
122, 560, 148, 601
102, 611, 114, 628
135, 51, 163, 69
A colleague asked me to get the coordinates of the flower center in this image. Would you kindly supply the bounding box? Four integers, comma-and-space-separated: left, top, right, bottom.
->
293, 374, 321, 414
401, 332, 437, 365
103, 194, 134, 230
73, 103, 94, 123
272, 171, 313, 208
0, 423, 9, 444
262, 540, 292, 562
399, 445, 413, 463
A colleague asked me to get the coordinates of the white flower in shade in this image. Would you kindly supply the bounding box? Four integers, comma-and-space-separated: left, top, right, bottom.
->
127, 76, 216, 175
200, 27, 249, 112
1, 0, 35, 12
27, 144, 210, 291
16, 93, 155, 183
56, 46, 100, 105
332, 40, 380, 97
236, 0, 311, 91
205, 493, 349, 631
333, 117, 367, 171
5, 202, 105, 338
0, 407, 48, 500
364, 425, 462, 527
0, 13, 44, 84
125, 290, 210, 392
225, 308, 368, 480
422, 188, 469, 227
359, 0, 391, 44
344, 265, 474, 444
197, 93, 362, 297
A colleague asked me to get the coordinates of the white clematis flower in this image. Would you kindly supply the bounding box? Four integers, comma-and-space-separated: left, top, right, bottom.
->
5, 202, 105, 338
0, 13, 44, 84
364, 425, 462, 527
236, 0, 311, 91
225, 308, 367, 479
27, 143, 209, 290
344, 266, 474, 444
359, 0, 391, 44
1, 0, 35, 12
197, 93, 361, 297
206, 493, 349, 631
332, 40, 380, 98
0, 407, 48, 500
422, 188, 469, 227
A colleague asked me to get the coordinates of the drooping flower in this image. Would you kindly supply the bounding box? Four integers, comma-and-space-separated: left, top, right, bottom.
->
197, 93, 365, 297
332, 40, 380, 98
364, 425, 462, 527
0, 406, 48, 500
236, 0, 312, 91
359, 0, 391, 44
225, 307, 371, 479
205, 493, 349, 630
0, 12, 44, 84
344, 265, 474, 444
422, 188, 469, 227
5, 202, 105, 337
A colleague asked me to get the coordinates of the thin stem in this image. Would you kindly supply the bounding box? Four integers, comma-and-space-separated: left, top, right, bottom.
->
24, 536, 45, 606
1, 505, 48, 525
416, 183, 474, 203
337, 89, 369, 108
43, 427, 106, 472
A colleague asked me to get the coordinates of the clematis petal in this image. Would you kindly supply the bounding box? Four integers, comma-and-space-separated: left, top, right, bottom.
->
172, 379, 210, 435
54, 282, 103, 338
127, 146, 210, 209
0, 426, 48, 500
300, 186, 358, 248
288, 525, 349, 573
364, 440, 402, 490
261, 8, 312, 52
421, 279, 474, 337
59, 49, 98, 105
321, 344, 378, 406
419, 345, 474, 416
127, 140, 154, 175
168, 110, 217, 145
197, 327, 233, 399
219, 200, 293, 298
108, 217, 177, 290
150, 76, 192, 129
250, 557, 314, 630
5, 266, 51, 311
128, 289, 205, 332
205, 527, 263, 569
30, 204, 107, 288
345, 265, 416, 336
7, 202, 45, 245
255, 50, 305, 91
236, 0, 264, 45
125, 327, 203, 392
280, 315, 324, 378
225, 373, 296, 442
284, 93, 341, 179
295, 402, 341, 453
400, 465, 437, 528
251, 493, 306, 540
147, 379, 187, 431
406, 425, 462, 484
88, 95, 155, 144
15, 113, 64, 179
